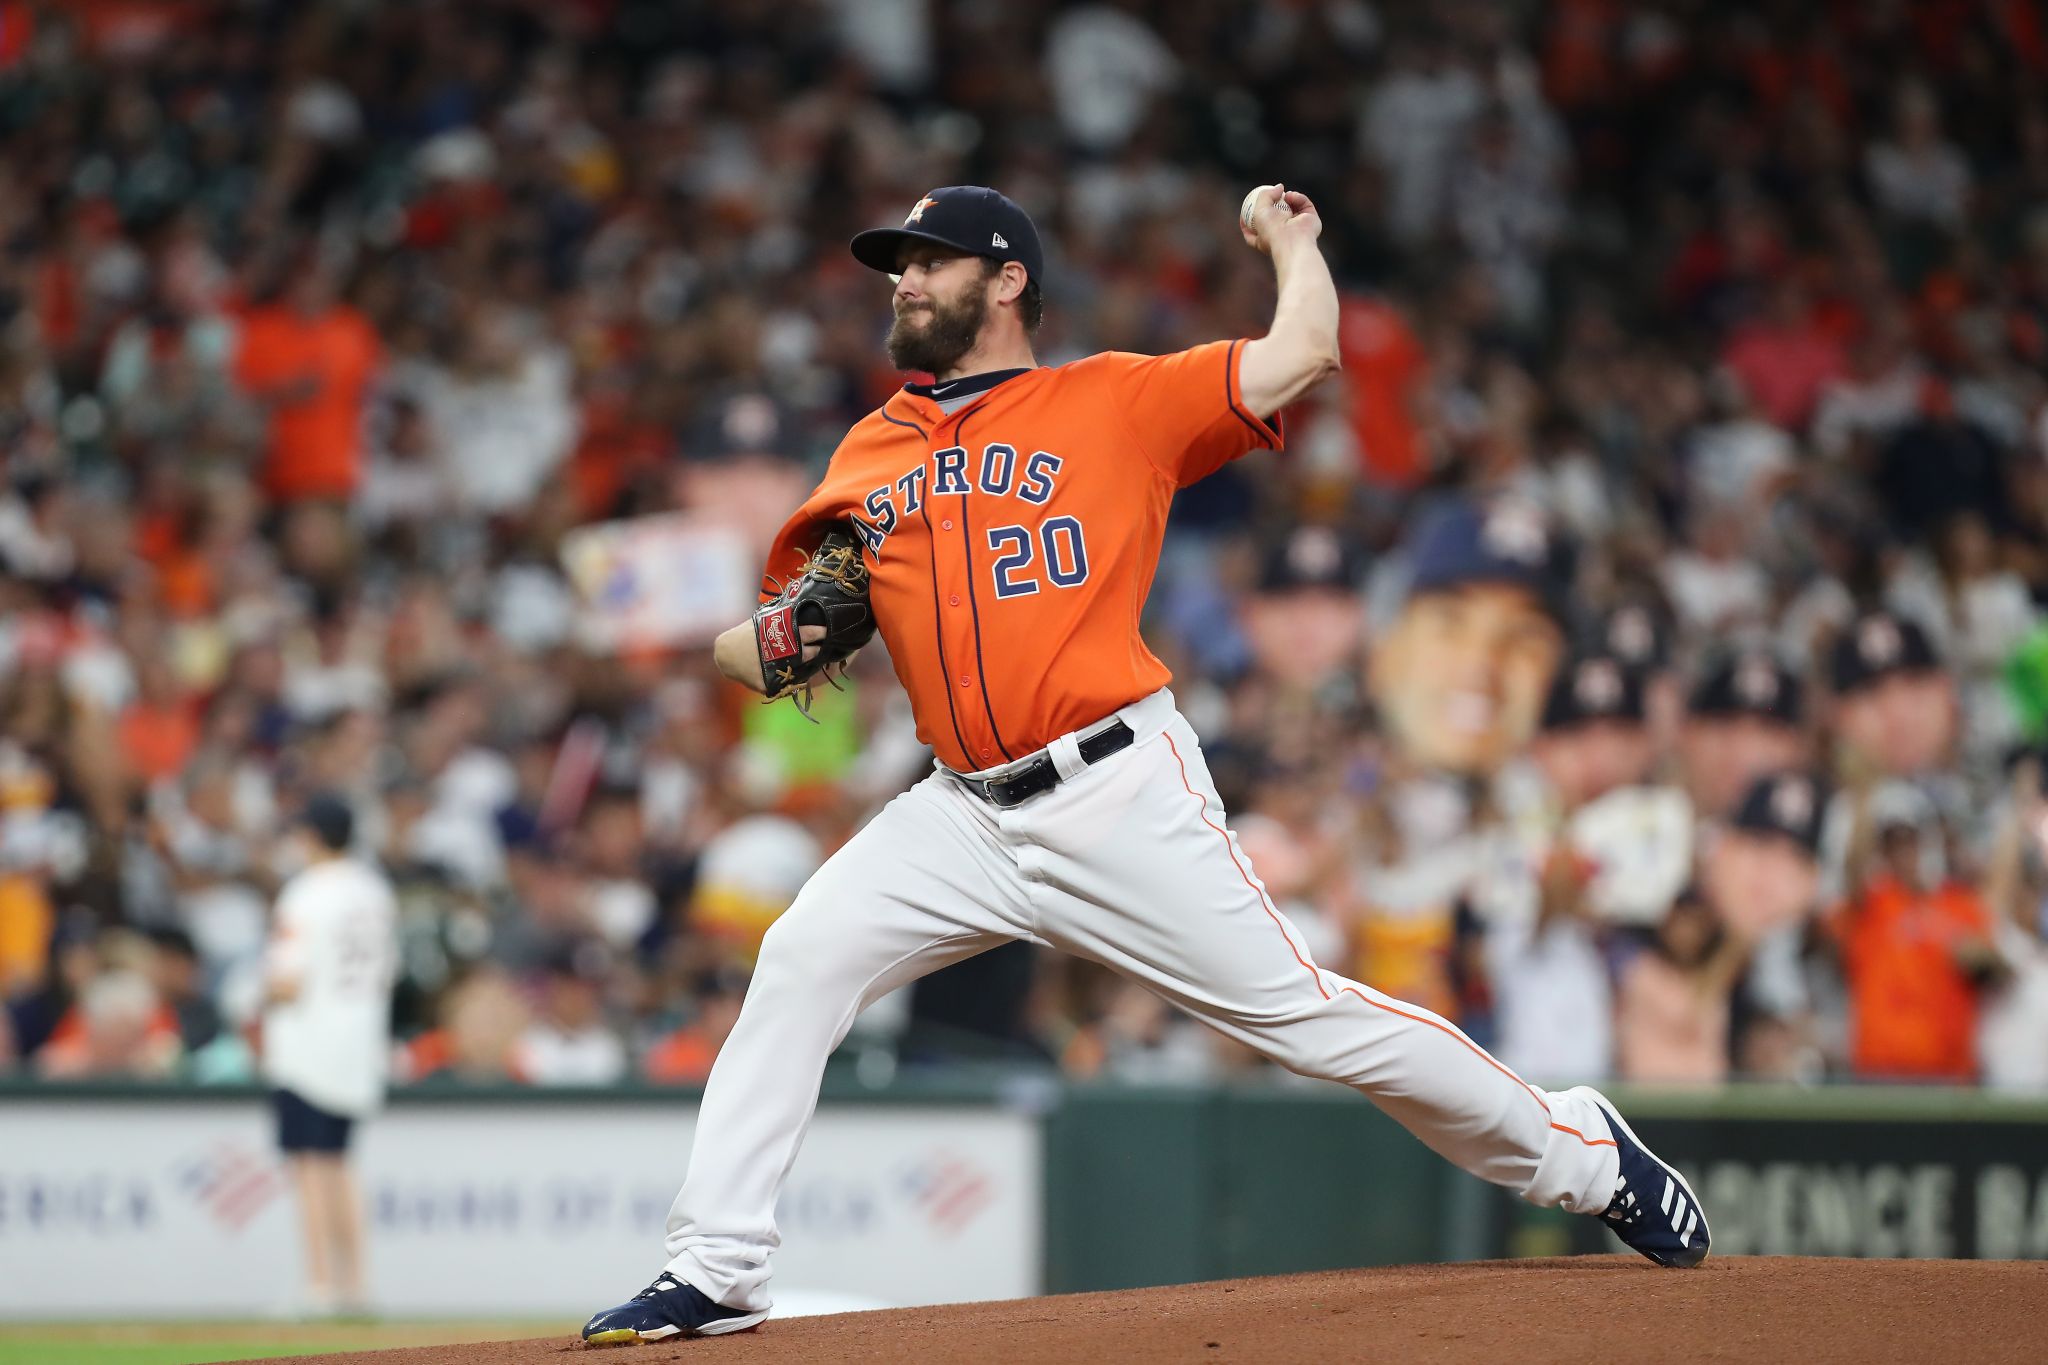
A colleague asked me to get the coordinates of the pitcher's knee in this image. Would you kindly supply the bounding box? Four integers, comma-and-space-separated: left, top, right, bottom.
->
750, 908, 848, 1000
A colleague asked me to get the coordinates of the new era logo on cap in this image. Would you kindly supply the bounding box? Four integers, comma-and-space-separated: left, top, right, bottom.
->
992, 232, 1008, 247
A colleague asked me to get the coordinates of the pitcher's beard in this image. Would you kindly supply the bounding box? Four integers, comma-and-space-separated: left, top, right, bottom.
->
887, 287, 989, 374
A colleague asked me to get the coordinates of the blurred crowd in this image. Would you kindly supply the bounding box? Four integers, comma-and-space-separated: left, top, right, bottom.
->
4, 0, 2048, 1092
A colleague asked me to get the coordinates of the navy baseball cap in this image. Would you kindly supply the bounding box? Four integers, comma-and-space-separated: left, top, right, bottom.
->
1729, 770, 1829, 856
851, 186, 1044, 285
1402, 495, 1568, 618
1259, 525, 1366, 592
1691, 649, 1804, 725
1830, 610, 1941, 695
1541, 652, 1646, 731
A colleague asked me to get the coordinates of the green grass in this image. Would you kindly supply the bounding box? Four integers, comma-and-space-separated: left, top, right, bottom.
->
0, 1321, 561, 1365
0, 1341, 353, 1365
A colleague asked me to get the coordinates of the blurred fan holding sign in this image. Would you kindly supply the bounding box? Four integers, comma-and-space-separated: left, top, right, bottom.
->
561, 514, 756, 654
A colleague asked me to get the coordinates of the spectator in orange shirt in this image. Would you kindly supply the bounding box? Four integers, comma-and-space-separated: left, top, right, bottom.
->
233, 256, 381, 505
118, 653, 199, 784
1838, 785, 2001, 1081
1337, 292, 1428, 489
35, 966, 182, 1079
0, 869, 55, 1000
399, 967, 531, 1085
1720, 278, 1846, 431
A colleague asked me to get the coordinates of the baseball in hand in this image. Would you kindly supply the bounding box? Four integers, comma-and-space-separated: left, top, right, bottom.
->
1239, 183, 1316, 253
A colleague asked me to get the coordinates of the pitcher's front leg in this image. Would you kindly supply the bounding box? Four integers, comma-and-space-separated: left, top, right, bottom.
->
582, 778, 1024, 1344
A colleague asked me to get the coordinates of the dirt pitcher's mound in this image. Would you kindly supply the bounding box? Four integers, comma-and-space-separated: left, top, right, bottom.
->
287, 1257, 2048, 1365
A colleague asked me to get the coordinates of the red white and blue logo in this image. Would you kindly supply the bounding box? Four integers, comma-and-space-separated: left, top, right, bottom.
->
173, 1142, 283, 1233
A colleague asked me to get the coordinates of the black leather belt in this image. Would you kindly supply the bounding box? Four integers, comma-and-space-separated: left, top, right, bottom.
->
954, 720, 1134, 808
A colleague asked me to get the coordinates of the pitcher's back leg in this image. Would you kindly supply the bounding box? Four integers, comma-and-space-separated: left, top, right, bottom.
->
1026, 716, 1621, 1216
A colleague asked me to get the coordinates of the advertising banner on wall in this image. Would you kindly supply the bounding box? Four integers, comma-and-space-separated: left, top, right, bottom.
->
1636, 1112, 2048, 1260
0, 1098, 1042, 1317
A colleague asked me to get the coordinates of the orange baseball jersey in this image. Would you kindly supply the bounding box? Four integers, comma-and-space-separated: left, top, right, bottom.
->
763, 339, 1282, 773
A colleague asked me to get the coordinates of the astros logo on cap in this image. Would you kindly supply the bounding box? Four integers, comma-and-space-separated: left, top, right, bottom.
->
905, 196, 938, 225
1287, 526, 1342, 581
1770, 774, 1814, 830
1734, 655, 1780, 706
1856, 615, 1902, 666
1574, 658, 1624, 711
1607, 606, 1653, 662
1481, 500, 1548, 564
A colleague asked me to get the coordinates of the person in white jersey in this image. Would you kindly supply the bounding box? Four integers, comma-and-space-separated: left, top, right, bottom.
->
261, 793, 398, 1316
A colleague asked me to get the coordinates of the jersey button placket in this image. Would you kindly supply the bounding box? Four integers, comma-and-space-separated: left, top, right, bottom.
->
933, 405, 1001, 773
933, 489, 980, 767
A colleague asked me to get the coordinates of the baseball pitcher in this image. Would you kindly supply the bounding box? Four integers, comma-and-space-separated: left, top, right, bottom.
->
582, 184, 1708, 1345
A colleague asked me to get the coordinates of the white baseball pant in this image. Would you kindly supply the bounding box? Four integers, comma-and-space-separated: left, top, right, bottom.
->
661, 688, 1620, 1312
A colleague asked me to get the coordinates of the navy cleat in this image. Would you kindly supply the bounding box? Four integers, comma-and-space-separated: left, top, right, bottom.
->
580, 1270, 768, 1346
1568, 1086, 1711, 1268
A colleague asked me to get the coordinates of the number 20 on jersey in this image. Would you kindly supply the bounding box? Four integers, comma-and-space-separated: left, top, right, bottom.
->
853, 441, 1091, 599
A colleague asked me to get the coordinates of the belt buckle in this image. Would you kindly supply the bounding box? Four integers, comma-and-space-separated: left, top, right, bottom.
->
989, 765, 1034, 808
959, 770, 1010, 807
973, 757, 1044, 808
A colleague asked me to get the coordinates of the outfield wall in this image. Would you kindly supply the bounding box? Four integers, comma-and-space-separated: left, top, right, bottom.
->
4, 1077, 2045, 1317
1040, 1083, 2048, 1285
